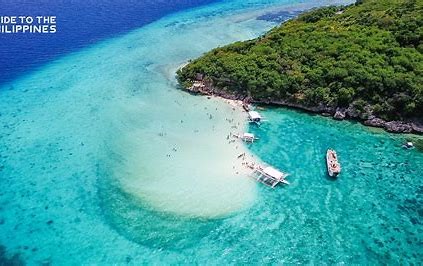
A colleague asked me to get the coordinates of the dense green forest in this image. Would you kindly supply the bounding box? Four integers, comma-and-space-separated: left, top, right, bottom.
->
177, 0, 423, 121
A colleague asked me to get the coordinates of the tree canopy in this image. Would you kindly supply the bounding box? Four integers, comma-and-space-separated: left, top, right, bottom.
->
177, 0, 423, 120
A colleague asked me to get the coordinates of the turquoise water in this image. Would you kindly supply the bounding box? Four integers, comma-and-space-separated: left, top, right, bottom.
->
1, 0, 422, 264
248, 107, 423, 264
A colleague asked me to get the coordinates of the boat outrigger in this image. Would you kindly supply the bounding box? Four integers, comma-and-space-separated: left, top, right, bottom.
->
252, 165, 289, 188
326, 149, 341, 177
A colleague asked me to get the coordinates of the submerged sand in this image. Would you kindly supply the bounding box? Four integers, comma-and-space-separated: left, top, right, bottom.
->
115, 111, 257, 217
109, 62, 259, 218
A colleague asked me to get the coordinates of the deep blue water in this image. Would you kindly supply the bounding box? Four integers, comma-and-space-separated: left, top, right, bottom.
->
0, 0, 220, 85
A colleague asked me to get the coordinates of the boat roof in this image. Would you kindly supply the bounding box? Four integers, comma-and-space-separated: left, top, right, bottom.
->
243, 133, 255, 138
263, 166, 284, 179
248, 111, 262, 120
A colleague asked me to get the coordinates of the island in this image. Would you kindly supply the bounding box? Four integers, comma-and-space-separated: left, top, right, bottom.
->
177, 0, 423, 134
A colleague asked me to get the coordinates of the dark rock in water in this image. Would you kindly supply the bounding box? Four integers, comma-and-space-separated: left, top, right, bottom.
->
385, 121, 413, 133
411, 122, 423, 134
364, 117, 386, 128
322, 112, 332, 117
46, 220, 54, 225
364, 117, 422, 134
333, 108, 346, 120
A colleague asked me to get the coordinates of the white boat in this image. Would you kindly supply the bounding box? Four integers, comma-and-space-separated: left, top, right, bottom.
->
234, 133, 259, 143
248, 111, 262, 125
326, 149, 341, 177
403, 142, 414, 149
253, 165, 289, 188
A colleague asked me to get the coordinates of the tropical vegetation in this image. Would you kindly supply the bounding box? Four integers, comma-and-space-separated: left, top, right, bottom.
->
177, 0, 423, 121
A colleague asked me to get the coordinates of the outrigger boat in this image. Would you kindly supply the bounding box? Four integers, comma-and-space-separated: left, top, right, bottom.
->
252, 165, 289, 188
248, 111, 264, 125
326, 149, 341, 177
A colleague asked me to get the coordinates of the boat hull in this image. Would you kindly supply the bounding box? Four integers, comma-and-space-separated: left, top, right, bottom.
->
326, 149, 341, 178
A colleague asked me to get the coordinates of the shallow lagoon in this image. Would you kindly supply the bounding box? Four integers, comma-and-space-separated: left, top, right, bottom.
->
0, 0, 421, 264
248, 107, 423, 263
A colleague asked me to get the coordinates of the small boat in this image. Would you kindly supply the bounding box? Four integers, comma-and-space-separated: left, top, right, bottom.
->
402, 142, 414, 149
234, 133, 259, 143
252, 165, 289, 188
326, 149, 341, 177
248, 111, 263, 125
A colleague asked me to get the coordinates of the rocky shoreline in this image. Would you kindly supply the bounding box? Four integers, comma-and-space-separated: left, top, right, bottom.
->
183, 79, 423, 135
